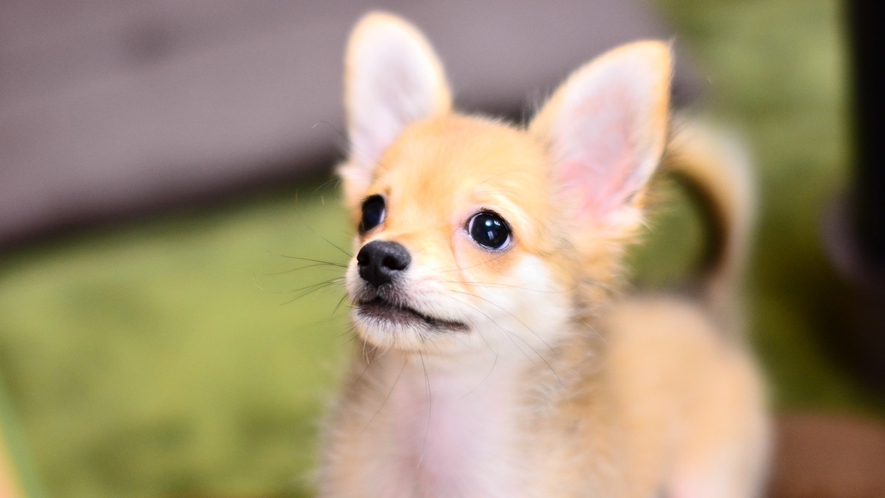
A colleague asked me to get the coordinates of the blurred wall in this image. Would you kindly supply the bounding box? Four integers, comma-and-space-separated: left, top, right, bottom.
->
0, 0, 693, 248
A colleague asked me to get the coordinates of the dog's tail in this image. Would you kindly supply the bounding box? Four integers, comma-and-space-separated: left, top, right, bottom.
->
662, 114, 755, 326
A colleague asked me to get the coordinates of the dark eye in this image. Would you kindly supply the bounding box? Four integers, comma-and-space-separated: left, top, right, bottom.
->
468, 211, 512, 250
359, 195, 386, 233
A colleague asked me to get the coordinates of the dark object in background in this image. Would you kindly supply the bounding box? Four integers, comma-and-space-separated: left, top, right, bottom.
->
824, 0, 885, 392
0, 0, 699, 251
850, 0, 885, 262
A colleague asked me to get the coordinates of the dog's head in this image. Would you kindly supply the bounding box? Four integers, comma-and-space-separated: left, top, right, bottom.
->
338, 13, 671, 355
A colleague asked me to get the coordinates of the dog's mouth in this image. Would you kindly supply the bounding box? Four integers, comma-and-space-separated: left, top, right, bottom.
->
356, 297, 468, 332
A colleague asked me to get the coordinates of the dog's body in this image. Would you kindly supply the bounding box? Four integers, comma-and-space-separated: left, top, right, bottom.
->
318, 13, 769, 498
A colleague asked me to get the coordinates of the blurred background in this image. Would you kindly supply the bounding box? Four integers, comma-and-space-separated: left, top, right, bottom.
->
1, 0, 884, 497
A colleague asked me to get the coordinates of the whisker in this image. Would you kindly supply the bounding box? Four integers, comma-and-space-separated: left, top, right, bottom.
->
346, 341, 379, 387
263, 262, 347, 276
450, 289, 556, 355
337, 328, 355, 341
360, 355, 408, 437
323, 238, 354, 259
294, 213, 354, 260
278, 207, 351, 262
280, 279, 344, 305
264, 280, 337, 298
461, 343, 499, 398
438, 293, 535, 365
310, 172, 344, 193
332, 293, 351, 317
286, 312, 351, 340
278, 255, 348, 268
339, 332, 360, 347
442, 292, 563, 386
417, 351, 432, 468
286, 278, 345, 294
362, 334, 371, 363
313, 119, 380, 169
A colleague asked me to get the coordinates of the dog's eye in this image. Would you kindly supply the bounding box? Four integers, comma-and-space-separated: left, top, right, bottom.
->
359, 195, 386, 233
468, 211, 511, 250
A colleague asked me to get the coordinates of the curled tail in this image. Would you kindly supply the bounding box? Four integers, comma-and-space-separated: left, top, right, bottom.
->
662, 114, 756, 325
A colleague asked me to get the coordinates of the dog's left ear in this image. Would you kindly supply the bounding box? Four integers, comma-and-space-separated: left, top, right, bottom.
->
339, 12, 452, 203
530, 41, 672, 235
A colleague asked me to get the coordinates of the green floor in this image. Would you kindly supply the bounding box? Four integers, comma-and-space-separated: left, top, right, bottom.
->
1, 0, 882, 496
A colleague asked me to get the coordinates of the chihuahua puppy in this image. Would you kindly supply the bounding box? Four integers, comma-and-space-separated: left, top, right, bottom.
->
319, 12, 769, 498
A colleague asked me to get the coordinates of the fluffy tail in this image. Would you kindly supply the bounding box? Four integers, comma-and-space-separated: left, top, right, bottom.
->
661, 114, 756, 324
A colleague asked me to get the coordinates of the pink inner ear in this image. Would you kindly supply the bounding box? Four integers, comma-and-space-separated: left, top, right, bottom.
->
556, 84, 643, 221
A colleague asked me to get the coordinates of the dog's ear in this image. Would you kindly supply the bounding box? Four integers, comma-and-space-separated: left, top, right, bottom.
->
530, 42, 671, 236
340, 12, 452, 202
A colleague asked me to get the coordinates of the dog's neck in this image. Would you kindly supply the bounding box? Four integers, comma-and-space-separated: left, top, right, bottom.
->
350, 341, 558, 497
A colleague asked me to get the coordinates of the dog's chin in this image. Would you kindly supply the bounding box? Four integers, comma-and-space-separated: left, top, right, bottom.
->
352, 296, 469, 350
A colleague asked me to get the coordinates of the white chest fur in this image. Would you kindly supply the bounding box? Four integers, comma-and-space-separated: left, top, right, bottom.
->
346, 352, 528, 498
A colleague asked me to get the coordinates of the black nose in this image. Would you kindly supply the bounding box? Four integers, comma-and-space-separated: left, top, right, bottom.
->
357, 241, 411, 288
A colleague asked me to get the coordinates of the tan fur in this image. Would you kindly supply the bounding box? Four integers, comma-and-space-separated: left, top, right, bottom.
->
318, 12, 770, 497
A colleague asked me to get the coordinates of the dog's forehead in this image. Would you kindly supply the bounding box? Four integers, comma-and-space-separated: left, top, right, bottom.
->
376, 115, 550, 215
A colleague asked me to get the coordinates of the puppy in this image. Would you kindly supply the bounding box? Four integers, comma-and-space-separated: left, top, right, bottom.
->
319, 12, 770, 498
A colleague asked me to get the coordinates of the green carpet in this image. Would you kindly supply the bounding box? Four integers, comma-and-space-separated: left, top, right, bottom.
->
1, 0, 882, 496
0, 190, 354, 497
